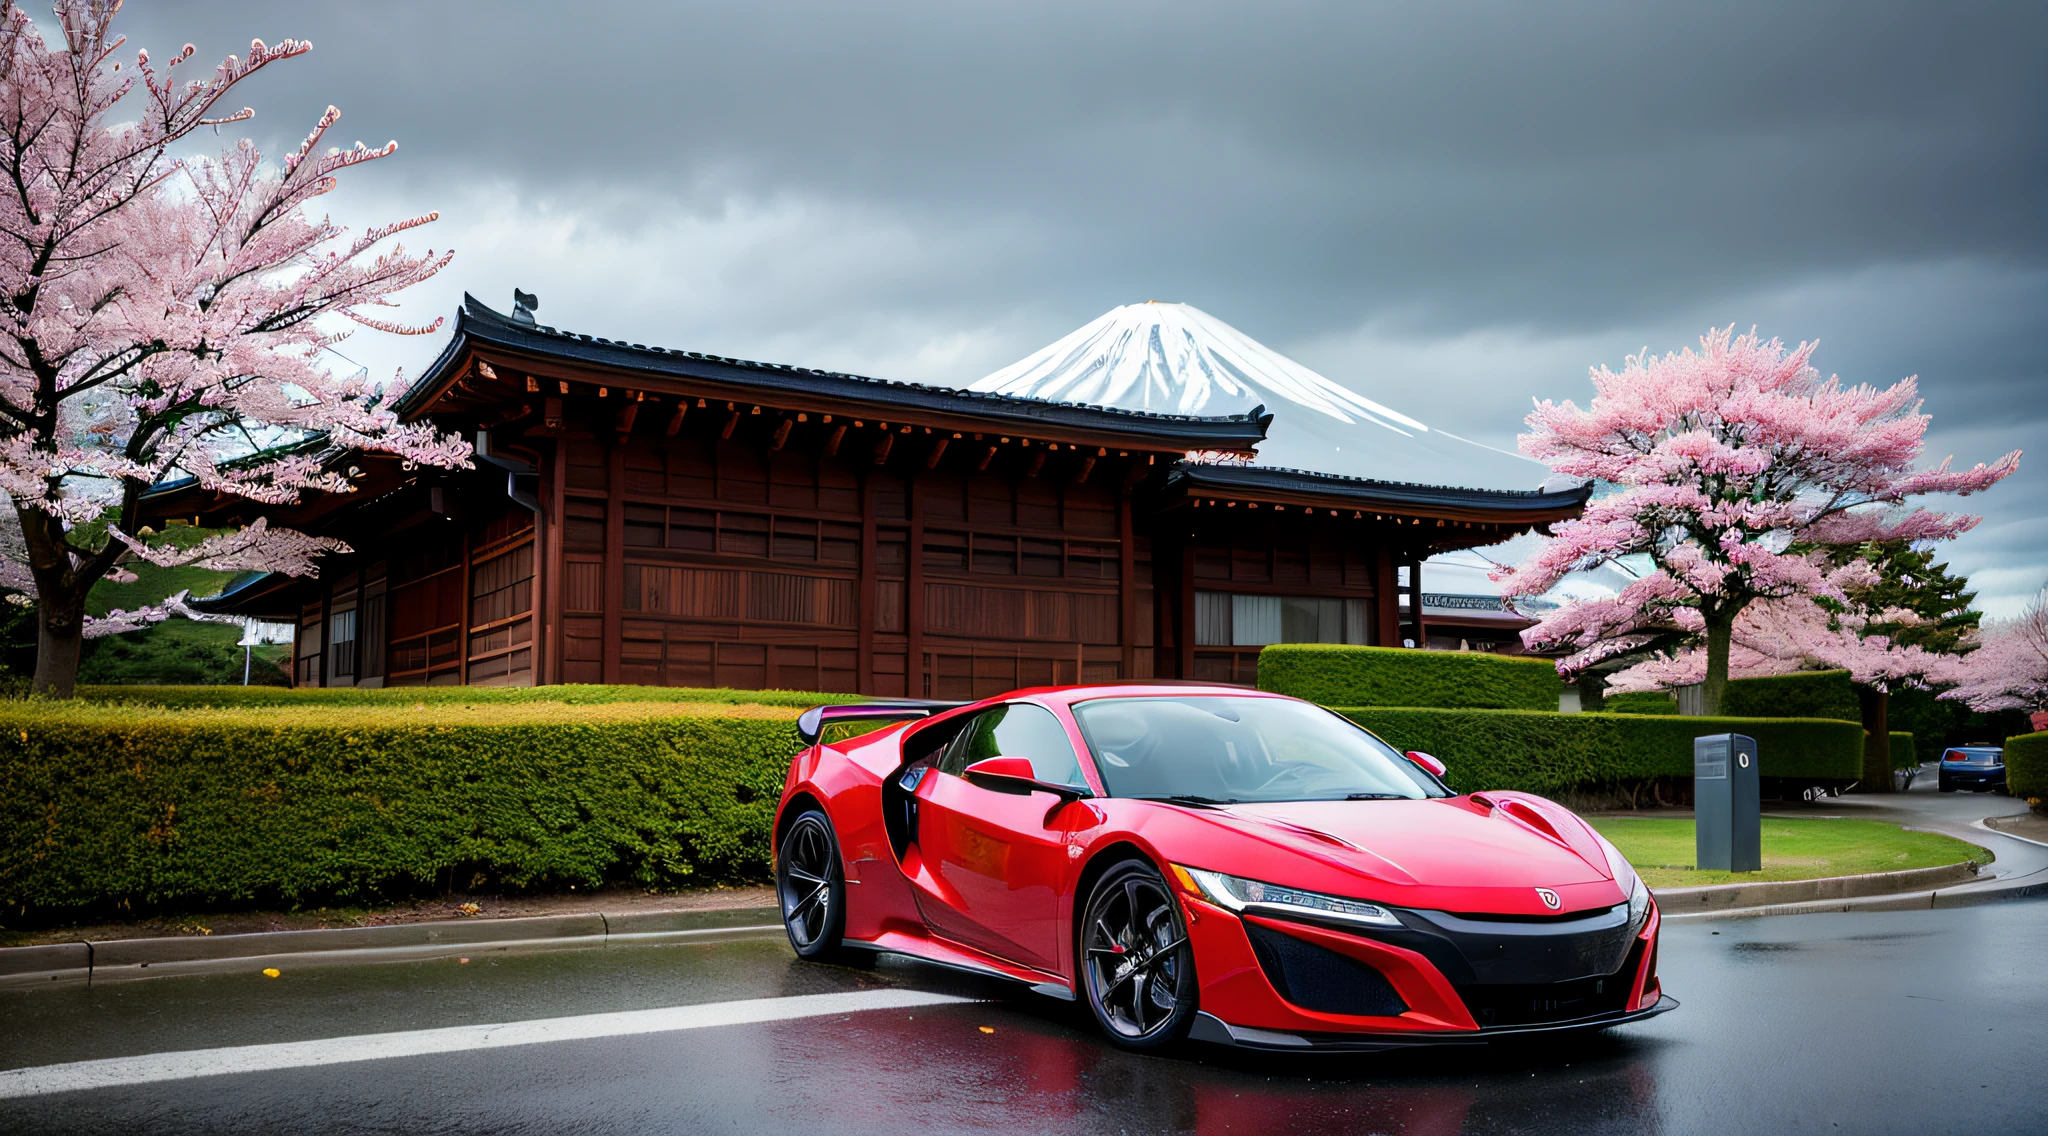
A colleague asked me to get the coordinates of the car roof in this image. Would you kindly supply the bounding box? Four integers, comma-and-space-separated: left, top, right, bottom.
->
1001, 682, 1290, 710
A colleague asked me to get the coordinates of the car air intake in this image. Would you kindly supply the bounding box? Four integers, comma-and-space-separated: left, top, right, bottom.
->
1243, 923, 1408, 1018
1456, 938, 1642, 1028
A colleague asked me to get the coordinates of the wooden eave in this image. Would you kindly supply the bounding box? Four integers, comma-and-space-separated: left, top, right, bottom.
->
1158, 462, 1590, 527
397, 295, 1273, 456
137, 452, 414, 530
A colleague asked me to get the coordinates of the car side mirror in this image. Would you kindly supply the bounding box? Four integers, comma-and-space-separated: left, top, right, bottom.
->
1406, 750, 1447, 778
963, 756, 1092, 820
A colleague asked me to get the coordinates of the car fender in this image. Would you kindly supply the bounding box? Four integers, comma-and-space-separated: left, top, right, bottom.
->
777, 724, 927, 941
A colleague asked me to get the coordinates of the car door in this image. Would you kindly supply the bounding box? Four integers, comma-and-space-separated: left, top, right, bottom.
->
908, 702, 1087, 972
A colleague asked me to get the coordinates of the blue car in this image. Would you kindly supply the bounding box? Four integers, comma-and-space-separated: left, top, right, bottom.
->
1937, 746, 2007, 793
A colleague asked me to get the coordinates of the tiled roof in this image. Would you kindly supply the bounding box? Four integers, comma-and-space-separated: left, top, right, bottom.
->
395, 295, 1273, 450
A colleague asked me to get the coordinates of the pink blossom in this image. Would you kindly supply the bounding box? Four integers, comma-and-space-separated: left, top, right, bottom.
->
0, 2, 467, 676
1506, 326, 2020, 682
1939, 592, 2048, 714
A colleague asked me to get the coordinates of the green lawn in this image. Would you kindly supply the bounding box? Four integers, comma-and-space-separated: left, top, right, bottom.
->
1588, 816, 1991, 889
66, 529, 294, 686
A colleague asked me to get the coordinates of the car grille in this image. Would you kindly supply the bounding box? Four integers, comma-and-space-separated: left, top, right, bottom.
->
1243, 923, 1408, 1018
1455, 939, 1643, 1028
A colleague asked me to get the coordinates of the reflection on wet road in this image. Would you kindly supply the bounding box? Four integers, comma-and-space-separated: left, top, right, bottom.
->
3, 893, 2043, 1135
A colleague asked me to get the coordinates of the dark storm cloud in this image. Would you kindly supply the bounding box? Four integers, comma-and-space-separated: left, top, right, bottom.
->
123, 0, 2046, 333
104, 1, 2048, 609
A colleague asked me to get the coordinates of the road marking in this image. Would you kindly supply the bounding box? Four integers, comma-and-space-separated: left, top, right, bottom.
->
0, 988, 973, 1099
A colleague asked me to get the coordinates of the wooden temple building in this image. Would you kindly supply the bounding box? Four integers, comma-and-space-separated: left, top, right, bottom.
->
153, 293, 1589, 695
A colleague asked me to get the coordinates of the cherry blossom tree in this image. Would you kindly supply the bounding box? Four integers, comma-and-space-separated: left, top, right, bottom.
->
0, 1, 469, 696
1942, 588, 2048, 717
1604, 566, 1960, 696
1497, 326, 2019, 716
1603, 559, 1972, 789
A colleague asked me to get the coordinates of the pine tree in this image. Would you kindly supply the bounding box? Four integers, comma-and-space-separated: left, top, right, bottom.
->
1829, 540, 1980, 656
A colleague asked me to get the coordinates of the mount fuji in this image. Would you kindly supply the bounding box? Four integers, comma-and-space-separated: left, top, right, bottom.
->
967, 302, 1552, 494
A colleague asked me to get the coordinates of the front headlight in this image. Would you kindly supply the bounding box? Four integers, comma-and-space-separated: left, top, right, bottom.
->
1179, 866, 1403, 929
1595, 834, 1651, 932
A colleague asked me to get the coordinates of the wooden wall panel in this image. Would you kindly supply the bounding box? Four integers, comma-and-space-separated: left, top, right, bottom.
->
603, 442, 624, 682
561, 620, 606, 684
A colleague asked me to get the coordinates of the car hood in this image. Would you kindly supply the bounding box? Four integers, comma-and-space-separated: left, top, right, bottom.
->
1182, 795, 1620, 908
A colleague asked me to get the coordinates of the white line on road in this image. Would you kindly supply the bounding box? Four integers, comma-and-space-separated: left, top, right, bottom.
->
0, 988, 975, 1099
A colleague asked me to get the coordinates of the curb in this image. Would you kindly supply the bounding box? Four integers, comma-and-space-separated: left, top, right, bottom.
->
0, 906, 782, 989
1976, 817, 2048, 850
1651, 860, 1980, 913
1660, 871, 2048, 922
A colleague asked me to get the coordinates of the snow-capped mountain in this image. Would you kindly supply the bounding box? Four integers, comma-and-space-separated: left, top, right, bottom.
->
968, 301, 1551, 493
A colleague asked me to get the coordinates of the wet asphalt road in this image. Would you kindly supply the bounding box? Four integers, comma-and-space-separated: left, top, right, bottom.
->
2, 778, 2043, 1136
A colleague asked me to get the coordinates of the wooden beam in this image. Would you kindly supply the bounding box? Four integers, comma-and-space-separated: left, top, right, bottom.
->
458, 528, 474, 685
770, 417, 794, 451
858, 470, 876, 695
907, 475, 924, 698
663, 401, 688, 436
924, 436, 949, 468
976, 445, 997, 471
614, 400, 639, 442
603, 441, 625, 682
543, 440, 566, 685
1407, 556, 1426, 649
719, 409, 740, 439
823, 423, 846, 457
872, 431, 895, 465
1373, 544, 1400, 647
1025, 451, 1046, 478
1119, 487, 1136, 679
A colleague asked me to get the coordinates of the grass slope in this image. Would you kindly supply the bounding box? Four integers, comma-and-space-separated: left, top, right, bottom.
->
1588, 816, 1990, 888
72, 532, 292, 686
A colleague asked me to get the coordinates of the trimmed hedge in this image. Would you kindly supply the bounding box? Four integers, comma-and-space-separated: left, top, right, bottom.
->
2007, 732, 2048, 806
69, 683, 861, 710
1337, 707, 1864, 796
0, 700, 814, 917
1722, 670, 1860, 722
1606, 691, 1679, 715
1891, 731, 1917, 770
1260, 645, 1560, 711
0, 686, 1870, 918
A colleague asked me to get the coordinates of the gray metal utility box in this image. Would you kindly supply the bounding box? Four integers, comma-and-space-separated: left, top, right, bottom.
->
1694, 733, 1761, 872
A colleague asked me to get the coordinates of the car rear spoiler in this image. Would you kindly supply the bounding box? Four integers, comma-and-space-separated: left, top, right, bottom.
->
795, 700, 971, 746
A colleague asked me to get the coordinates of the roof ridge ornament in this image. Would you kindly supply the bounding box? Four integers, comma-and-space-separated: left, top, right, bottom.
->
511, 288, 539, 327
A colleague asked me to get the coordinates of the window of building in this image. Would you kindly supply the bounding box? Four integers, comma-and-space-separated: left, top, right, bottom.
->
327, 607, 358, 681
1194, 592, 1372, 647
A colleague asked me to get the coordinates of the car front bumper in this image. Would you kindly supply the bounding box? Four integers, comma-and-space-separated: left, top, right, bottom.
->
1189, 994, 1680, 1051
1179, 891, 1668, 1046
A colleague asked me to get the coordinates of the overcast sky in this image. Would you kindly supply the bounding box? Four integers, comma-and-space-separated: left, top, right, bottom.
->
120, 1, 2047, 614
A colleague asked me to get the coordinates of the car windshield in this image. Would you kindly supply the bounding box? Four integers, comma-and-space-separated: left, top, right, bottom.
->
1946, 748, 2002, 764
1071, 695, 1448, 802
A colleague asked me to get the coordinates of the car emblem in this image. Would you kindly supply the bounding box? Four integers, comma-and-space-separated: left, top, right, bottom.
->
1535, 887, 1561, 910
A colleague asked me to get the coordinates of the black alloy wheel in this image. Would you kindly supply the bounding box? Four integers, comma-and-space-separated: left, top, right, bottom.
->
777, 809, 852, 961
1080, 860, 1198, 1049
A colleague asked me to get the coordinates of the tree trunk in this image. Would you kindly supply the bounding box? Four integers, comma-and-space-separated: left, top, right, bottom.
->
1857, 684, 1893, 794
31, 588, 86, 698
1700, 609, 1735, 717
1576, 671, 1607, 713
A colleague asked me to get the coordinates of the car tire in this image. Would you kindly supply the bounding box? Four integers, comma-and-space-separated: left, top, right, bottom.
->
776, 809, 861, 964
1938, 779, 1954, 792
1078, 859, 1198, 1051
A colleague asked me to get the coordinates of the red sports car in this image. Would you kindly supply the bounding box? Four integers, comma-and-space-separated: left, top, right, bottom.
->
775, 683, 1674, 1051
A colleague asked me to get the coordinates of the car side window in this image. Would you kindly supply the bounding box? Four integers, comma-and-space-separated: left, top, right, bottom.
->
939, 703, 1086, 787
